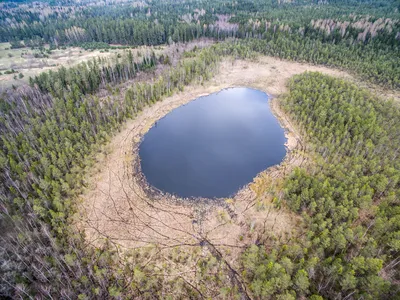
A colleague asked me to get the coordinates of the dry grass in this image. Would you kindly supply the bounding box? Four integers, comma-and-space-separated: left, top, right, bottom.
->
76, 57, 352, 262
0, 43, 126, 88
0, 43, 168, 89
74, 56, 400, 293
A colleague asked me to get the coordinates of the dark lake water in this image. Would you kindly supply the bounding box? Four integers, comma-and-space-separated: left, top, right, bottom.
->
139, 88, 287, 199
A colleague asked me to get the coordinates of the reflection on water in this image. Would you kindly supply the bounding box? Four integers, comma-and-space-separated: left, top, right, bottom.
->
139, 88, 287, 198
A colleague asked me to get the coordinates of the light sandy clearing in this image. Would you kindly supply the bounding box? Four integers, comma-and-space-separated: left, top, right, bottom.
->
0, 40, 214, 91
0, 43, 126, 88
76, 57, 353, 271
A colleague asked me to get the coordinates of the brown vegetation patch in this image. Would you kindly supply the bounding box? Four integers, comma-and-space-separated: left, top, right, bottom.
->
77, 57, 353, 269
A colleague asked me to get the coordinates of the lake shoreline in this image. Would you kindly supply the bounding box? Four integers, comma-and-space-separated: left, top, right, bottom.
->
137, 87, 289, 200
132, 88, 301, 207
77, 57, 347, 254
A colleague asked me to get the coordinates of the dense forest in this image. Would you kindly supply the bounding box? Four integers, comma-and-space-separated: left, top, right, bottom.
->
241, 73, 400, 299
0, 0, 400, 299
1, 0, 400, 88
